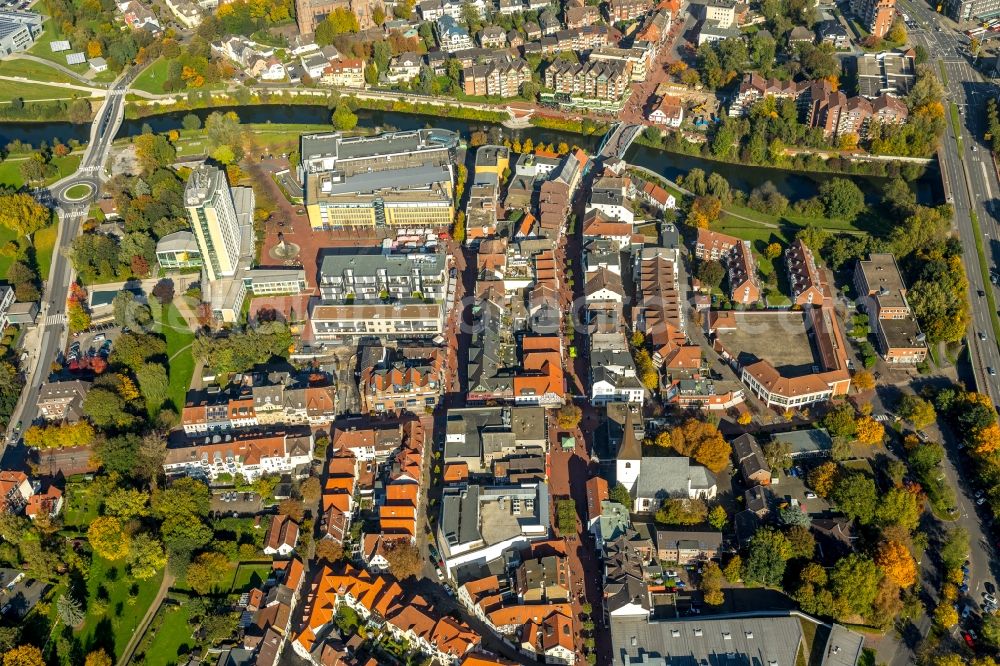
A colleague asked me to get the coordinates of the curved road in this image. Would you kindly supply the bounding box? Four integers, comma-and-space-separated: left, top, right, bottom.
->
0, 68, 135, 468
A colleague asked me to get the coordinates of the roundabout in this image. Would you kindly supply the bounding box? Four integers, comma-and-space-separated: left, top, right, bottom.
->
63, 183, 94, 201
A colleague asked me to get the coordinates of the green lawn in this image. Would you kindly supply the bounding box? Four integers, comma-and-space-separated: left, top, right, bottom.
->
0, 58, 78, 84
230, 563, 272, 593
76, 555, 164, 659
170, 123, 333, 158
27, 19, 91, 76
63, 480, 101, 529
132, 58, 171, 95
35, 223, 58, 280
64, 183, 93, 199
134, 603, 195, 666
151, 301, 196, 412
0, 79, 87, 103
0, 154, 83, 189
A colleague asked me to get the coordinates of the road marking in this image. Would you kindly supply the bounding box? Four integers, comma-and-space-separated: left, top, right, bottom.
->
44, 314, 66, 326
982, 162, 994, 199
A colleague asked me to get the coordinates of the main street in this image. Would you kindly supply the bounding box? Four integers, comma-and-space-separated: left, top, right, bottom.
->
0, 70, 134, 468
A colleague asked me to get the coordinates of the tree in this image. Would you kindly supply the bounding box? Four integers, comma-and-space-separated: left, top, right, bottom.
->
807, 461, 839, 497
854, 416, 885, 445
83, 652, 112, 666
127, 534, 167, 580
982, 612, 1000, 648
655, 498, 708, 526
762, 440, 791, 471
383, 541, 421, 578
780, 505, 811, 527
88, 516, 131, 561
556, 499, 577, 534
609, 482, 632, 507
708, 505, 728, 530
852, 370, 875, 391
111, 332, 167, 372
695, 260, 725, 290
300, 476, 322, 505
315, 538, 344, 563
897, 394, 936, 429
68, 302, 91, 334
186, 551, 230, 594
822, 403, 857, 438
765, 242, 782, 260
83, 387, 130, 429
688, 195, 722, 228
210, 145, 236, 165
57, 593, 85, 627
182, 113, 202, 130
332, 103, 358, 131
0, 193, 50, 241
104, 488, 149, 520
152, 279, 175, 305
786, 524, 815, 558
743, 527, 792, 587
701, 561, 725, 606
278, 499, 305, 522
830, 553, 882, 616
723, 555, 742, 582
831, 473, 877, 524
133, 134, 177, 173
888, 16, 907, 43
3, 646, 44, 666
112, 291, 152, 329
153, 477, 211, 519
877, 540, 917, 587
934, 602, 958, 628
661, 419, 732, 473
875, 485, 922, 532
817, 178, 865, 221
556, 403, 582, 429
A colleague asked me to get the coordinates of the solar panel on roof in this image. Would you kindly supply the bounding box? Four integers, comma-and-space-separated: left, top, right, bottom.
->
50, 40, 70, 52
65, 52, 85, 65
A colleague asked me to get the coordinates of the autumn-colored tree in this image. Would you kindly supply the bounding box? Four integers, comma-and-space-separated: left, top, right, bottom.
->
86, 40, 102, 58
737, 412, 752, 426
556, 403, 582, 429
852, 370, 875, 391
876, 540, 917, 588
22, 421, 95, 449
87, 516, 131, 561
84, 650, 113, 666
975, 422, 1000, 454
315, 538, 344, 563
278, 499, 305, 523
701, 561, 725, 606
764, 242, 782, 259
854, 416, 885, 445
933, 602, 958, 628
807, 461, 838, 497
186, 551, 230, 594
655, 498, 708, 526
688, 196, 722, 228
932, 656, 964, 666
68, 302, 91, 333
660, 419, 732, 472
384, 540, 422, 579
723, 555, 742, 582
3, 645, 44, 666
668, 60, 688, 75
837, 133, 859, 151
0, 193, 51, 241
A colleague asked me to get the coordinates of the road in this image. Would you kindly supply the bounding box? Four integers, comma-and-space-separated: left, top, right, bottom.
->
0, 69, 134, 468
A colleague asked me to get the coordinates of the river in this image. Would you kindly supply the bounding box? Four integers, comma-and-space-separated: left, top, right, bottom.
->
0, 104, 941, 203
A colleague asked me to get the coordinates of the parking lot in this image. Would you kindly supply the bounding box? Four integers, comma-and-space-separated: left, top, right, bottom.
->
211, 490, 264, 516
771, 463, 833, 516
65, 321, 121, 369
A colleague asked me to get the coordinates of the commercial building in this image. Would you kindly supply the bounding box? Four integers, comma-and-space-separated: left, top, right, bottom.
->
709, 303, 852, 409
155, 231, 202, 270
437, 483, 550, 577
318, 251, 449, 302
358, 343, 445, 414
443, 405, 547, 474
944, 0, 1000, 21
185, 166, 242, 282
300, 129, 459, 231
855, 49, 917, 98
633, 247, 686, 366
294, 0, 377, 34
0, 9, 42, 55
854, 253, 927, 364
309, 301, 447, 341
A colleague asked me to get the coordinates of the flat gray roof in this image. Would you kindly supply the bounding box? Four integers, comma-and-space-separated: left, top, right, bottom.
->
610, 615, 804, 666
320, 251, 445, 279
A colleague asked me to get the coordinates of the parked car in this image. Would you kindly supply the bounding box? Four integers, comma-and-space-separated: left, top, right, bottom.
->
963, 632, 976, 648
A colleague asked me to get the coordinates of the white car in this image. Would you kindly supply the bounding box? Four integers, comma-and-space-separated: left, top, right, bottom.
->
805, 491, 817, 499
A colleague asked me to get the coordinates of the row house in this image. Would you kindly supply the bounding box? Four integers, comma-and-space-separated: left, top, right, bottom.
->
321, 448, 358, 546
461, 57, 531, 98
544, 59, 630, 102
182, 385, 336, 434
589, 332, 645, 405
332, 420, 404, 462
566, 4, 600, 27
359, 344, 445, 415
785, 238, 825, 307
854, 253, 928, 364
497, 0, 549, 13
808, 88, 908, 139
293, 564, 480, 665
478, 25, 507, 48
419, 0, 486, 20
633, 247, 686, 367
607, 0, 653, 22
0, 470, 63, 519
583, 209, 634, 250
321, 57, 365, 89
378, 420, 425, 541
162, 430, 314, 481
513, 336, 566, 407
727, 240, 762, 305
239, 558, 305, 662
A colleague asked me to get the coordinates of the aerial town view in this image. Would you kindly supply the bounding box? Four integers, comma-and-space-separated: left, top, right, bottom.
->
3, 0, 1000, 663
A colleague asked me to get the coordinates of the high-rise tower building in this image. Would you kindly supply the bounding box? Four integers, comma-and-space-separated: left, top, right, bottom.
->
185, 165, 242, 282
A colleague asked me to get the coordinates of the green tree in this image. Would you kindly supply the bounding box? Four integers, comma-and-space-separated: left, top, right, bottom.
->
182, 113, 202, 130
743, 527, 792, 587
104, 488, 149, 520
708, 505, 728, 530
786, 524, 815, 559
779, 505, 811, 527
83, 387, 131, 429
822, 403, 857, 438
111, 332, 167, 372
830, 553, 883, 616
609, 482, 632, 507
127, 534, 166, 580
153, 477, 211, 519
112, 291, 152, 329
655, 498, 708, 525
696, 260, 725, 290
897, 394, 937, 429
56, 593, 85, 627
875, 486, 922, 532
136, 362, 169, 412
831, 473, 878, 524
818, 178, 865, 221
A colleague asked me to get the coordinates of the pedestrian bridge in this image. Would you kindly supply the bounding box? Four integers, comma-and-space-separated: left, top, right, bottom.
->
595, 122, 644, 160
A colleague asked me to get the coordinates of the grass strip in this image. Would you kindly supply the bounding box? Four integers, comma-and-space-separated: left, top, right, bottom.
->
950, 103, 964, 155
969, 210, 1000, 346
939, 60, 949, 87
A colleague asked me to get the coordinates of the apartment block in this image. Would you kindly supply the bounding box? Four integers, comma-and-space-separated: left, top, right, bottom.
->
851, 0, 896, 38
461, 57, 531, 98
854, 253, 928, 364
358, 343, 445, 414
318, 251, 449, 302
163, 430, 314, 481
727, 240, 762, 304
544, 59, 631, 102
786, 238, 826, 307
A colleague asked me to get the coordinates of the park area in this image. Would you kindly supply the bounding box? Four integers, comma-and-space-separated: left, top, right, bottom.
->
148, 300, 196, 413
